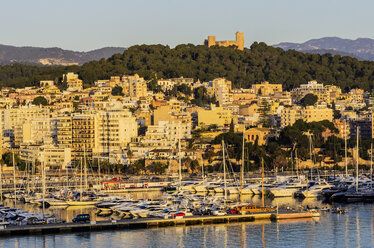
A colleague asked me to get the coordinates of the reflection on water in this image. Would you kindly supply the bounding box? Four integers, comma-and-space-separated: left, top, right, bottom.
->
1, 196, 374, 247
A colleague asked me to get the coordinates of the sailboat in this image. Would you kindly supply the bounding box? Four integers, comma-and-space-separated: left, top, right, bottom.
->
67, 150, 101, 206
233, 158, 276, 214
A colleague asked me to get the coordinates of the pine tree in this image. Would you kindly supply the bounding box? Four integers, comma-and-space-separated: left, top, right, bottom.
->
258, 99, 271, 127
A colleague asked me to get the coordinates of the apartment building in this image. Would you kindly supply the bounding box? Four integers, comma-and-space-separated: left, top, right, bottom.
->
64, 72, 83, 91
280, 106, 333, 127
196, 105, 233, 127
54, 115, 73, 148
0, 105, 50, 148
71, 114, 96, 162
291, 80, 341, 104
94, 109, 137, 156
121, 74, 147, 98
20, 144, 71, 170
251, 81, 282, 96
212, 78, 232, 106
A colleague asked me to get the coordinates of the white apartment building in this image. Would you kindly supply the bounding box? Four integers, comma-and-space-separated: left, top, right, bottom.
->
0, 105, 50, 148
94, 109, 138, 156
20, 144, 71, 170
212, 78, 233, 106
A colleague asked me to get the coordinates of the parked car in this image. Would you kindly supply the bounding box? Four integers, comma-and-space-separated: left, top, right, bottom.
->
171, 212, 186, 217
72, 214, 90, 223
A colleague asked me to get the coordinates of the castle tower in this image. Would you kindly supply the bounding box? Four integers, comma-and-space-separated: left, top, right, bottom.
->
235, 32, 244, 50
204, 36, 216, 47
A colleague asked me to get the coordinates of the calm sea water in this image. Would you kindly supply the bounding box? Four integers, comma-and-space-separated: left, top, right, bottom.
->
0, 197, 373, 248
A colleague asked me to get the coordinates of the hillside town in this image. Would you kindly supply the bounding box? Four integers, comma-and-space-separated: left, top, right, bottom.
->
0, 71, 371, 175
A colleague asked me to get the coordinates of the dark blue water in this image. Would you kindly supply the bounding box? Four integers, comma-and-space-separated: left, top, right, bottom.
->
0, 203, 373, 248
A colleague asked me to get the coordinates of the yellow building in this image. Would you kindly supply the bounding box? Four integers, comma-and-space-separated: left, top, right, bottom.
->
55, 115, 73, 148
303, 106, 333, 123
280, 106, 333, 127
204, 32, 244, 50
121, 74, 147, 98
42, 86, 61, 94
251, 81, 282, 96
245, 125, 271, 146
291, 80, 342, 104
72, 114, 96, 162
64, 72, 83, 91
40, 80, 54, 87
196, 105, 232, 127
153, 105, 171, 125
239, 103, 259, 116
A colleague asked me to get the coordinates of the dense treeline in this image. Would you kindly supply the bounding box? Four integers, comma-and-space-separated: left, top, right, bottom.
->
1, 42, 374, 91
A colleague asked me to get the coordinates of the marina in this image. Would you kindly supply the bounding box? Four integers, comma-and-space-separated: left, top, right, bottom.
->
0, 200, 370, 248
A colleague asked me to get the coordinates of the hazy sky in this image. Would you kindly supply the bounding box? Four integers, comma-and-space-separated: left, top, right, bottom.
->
1, 0, 374, 51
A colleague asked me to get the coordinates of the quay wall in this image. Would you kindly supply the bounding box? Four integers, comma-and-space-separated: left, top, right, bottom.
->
0, 212, 316, 237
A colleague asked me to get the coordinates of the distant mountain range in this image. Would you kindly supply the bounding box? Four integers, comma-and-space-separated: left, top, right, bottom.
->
0, 44, 126, 65
273, 37, 374, 61
3, 37, 374, 66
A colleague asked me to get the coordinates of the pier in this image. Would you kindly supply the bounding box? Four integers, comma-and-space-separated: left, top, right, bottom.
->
0, 212, 319, 236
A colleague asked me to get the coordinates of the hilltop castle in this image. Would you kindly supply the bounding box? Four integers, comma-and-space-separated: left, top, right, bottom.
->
204, 32, 244, 50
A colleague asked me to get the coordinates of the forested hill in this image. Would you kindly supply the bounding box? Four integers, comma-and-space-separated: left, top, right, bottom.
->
1, 42, 374, 91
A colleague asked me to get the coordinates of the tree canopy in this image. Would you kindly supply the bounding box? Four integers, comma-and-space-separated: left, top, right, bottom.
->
32, 96, 48, 106
301, 93, 318, 106
111, 85, 124, 96
1, 43, 374, 91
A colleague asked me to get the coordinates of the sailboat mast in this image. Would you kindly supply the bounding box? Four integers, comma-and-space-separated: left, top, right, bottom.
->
295, 149, 299, 178
371, 143, 373, 189
356, 126, 359, 192
309, 134, 313, 180
12, 152, 16, 208
80, 158, 83, 201
42, 161, 45, 218
26, 162, 29, 195
178, 123, 182, 187
98, 158, 101, 189
240, 125, 245, 204
201, 156, 204, 182
222, 139, 227, 206
261, 157, 265, 208
0, 161, 2, 202
59, 163, 62, 199
84, 147, 88, 190
344, 120, 348, 177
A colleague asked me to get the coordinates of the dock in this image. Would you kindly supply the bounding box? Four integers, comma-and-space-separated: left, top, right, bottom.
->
0, 212, 319, 236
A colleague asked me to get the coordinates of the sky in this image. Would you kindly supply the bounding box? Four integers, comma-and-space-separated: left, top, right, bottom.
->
1, 0, 374, 51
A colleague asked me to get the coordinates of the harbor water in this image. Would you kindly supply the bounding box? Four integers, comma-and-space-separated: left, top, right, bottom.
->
0, 195, 373, 248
